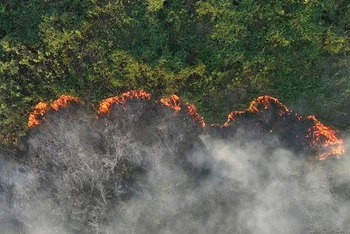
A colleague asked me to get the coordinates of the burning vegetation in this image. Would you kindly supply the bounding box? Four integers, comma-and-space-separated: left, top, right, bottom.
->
27, 92, 344, 160
27, 102, 48, 128
98, 90, 151, 115
8, 90, 347, 234
159, 95, 181, 112
160, 94, 206, 130
27, 95, 79, 128
220, 95, 345, 160
306, 115, 345, 160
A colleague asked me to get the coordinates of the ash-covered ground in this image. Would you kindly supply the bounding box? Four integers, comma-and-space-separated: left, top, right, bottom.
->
0, 96, 350, 234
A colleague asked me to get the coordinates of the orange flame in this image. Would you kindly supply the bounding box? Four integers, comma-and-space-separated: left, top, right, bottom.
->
98, 90, 151, 114
249, 96, 291, 114
159, 95, 181, 112
28, 102, 49, 128
224, 111, 246, 127
27, 92, 344, 160
160, 95, 205, 129
306, 115, 345, 160
223, 95, 345, 160
224, 96, 291, 126
187, 104, 206, 129
51, 95, 79, 111
28, 95, 79, 128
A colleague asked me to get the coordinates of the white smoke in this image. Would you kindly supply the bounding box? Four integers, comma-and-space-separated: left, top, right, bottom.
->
1, 105, 350, 234
104, 134, 350, 234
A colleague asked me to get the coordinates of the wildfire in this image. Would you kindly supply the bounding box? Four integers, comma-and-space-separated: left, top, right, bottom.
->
51, 95, 79, 111
306, 115, 345, 160
187, 104, 206, 129
26, 92, 344, 160
160, 95, 205, 129
224, 111, 245, 127
249, 96, 291, 114
28, 102, 48, 128
224, 96, 292, 127
159, 95, 181, 112
223, 95, 345, 160
27, 95, 79, 128
98, 90, 151, 114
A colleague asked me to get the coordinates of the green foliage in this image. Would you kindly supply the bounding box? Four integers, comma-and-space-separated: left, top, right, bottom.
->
1, 0, 350, 143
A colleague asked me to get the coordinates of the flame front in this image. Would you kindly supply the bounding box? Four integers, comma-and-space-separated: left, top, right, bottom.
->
160, 95, 205, 129
223, 95, 345, 160
187, 104, 206, 129
249, 96, 291, 114
27, 95, 79, 128
28, 102, 49, 128
224, 96, 291, 126
159, 95, 181, 112
51, 95, 79, 111
27, 92, 344, 160
98, 90, 151, 114
306, 115, 345, 160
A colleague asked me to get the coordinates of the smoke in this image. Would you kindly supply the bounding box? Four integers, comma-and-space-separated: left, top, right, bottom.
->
106, 135, 350, 234
1, 98, 350, 234
199, 136, 350, 234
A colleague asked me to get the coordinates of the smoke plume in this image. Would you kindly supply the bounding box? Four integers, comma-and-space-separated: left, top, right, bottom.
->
0, 91, 349, 234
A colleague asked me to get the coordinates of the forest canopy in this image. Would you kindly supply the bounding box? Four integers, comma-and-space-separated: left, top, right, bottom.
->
1, 0, 350, 144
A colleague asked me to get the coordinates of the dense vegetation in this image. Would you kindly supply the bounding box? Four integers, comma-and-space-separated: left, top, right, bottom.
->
1, 0, 350, 144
